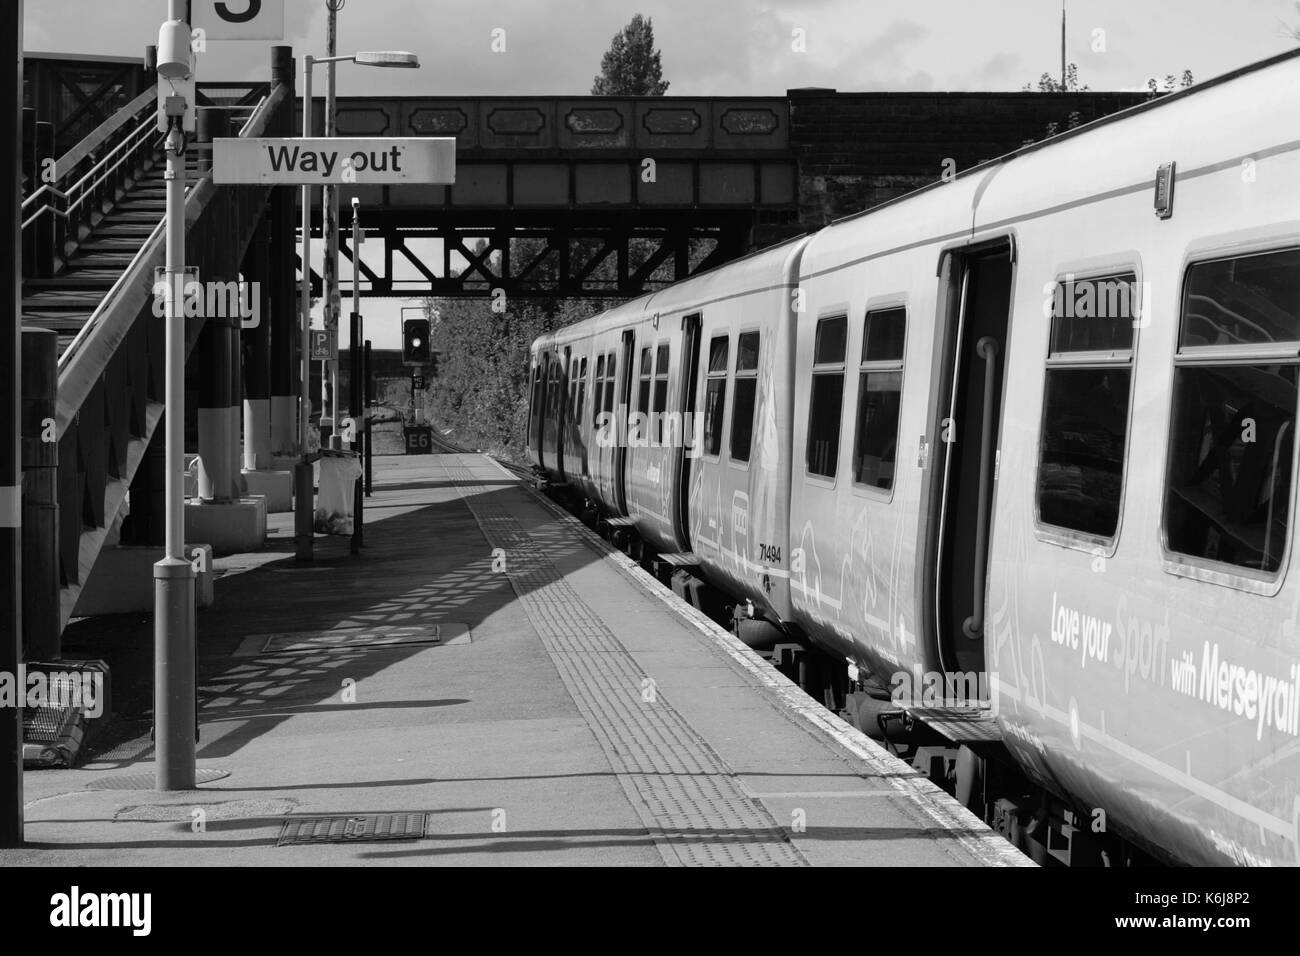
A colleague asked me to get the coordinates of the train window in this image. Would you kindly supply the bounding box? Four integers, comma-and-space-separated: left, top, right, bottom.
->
731, 332, 760, 462
807, 315, 847, 478
548, 360, 561, 415
637, 347, 652, 417
654, 343, 670, 443
604, 353, 617, 417
1037, 273, 1137, 538
576, 358, 587, 424
593, 356, 606, 427
852, 308, 906, 490
528, 363, 543, 446
1165, 249, 1300, 574
703, 336, 729, 458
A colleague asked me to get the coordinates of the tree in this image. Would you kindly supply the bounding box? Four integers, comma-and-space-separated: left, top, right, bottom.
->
1023, 62, 1089, 91
592, 14, 669, 96
1147, 70, 1195, 96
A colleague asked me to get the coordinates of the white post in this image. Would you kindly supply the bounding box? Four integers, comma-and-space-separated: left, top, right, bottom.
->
295, 56, 315, 561
153, 0, 196, 791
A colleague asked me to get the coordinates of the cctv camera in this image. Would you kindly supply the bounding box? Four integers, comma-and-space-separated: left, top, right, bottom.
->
156, 19, 192, 80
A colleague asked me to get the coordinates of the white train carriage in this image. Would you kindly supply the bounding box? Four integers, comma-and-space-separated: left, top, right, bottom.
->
529, 239, 811, 625
529, 49, 1300, 865
792, 49, 1300, 865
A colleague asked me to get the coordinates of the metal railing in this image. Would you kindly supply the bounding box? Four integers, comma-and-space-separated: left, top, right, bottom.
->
21, 89, 159, 275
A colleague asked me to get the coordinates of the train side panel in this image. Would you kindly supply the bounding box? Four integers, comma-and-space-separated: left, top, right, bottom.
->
978, 57, 1300, 866
650, 239, 809, 622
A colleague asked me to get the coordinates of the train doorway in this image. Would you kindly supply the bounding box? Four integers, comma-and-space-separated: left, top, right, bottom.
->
673, 313, 702, 549
927, 242, 1013, 679
614, 329, 636, 514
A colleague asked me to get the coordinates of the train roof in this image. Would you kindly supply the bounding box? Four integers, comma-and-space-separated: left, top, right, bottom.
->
801, 48, 1300, 277
534, 47, 1300, 354
536, 233, 811, 352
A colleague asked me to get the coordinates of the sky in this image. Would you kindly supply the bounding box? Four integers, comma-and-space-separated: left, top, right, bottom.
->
25, 0, 1300, 95
25, 1, 1300, 346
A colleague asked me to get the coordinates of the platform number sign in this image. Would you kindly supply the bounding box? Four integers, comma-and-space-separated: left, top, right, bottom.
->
193, 0, 285, 40
405, 425, 433, 455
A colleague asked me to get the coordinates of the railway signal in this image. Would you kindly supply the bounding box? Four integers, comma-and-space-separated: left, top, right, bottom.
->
402, 317, 431, 367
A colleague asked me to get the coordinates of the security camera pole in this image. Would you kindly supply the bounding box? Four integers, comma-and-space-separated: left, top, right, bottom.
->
153, 0, 197, 790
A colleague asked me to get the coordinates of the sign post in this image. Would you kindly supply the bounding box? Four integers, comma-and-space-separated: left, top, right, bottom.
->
212, 135, 454, 563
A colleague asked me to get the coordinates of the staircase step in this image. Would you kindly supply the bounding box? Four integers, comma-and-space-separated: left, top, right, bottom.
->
103, 211, 165, 223
23, 275, 119, 292
20, 311, 93, 333
23, 293, 105, 312
65, 256, 138, 270
92, 224, 158, 238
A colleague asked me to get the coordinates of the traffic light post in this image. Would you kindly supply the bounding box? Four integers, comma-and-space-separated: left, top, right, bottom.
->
401, 312, 433, 454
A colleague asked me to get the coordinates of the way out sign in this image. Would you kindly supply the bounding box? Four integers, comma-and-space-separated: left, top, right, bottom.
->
213, 138, 456, 185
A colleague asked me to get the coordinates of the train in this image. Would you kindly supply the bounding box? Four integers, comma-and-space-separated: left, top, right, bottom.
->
526, 49, 1300, 866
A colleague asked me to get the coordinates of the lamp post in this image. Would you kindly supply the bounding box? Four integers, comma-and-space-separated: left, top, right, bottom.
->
296, 49, 418, 562
154, 0, 196, 791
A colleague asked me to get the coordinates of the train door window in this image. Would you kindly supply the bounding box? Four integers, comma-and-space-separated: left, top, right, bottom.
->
637, 347, 652, 413
654, 343, 671, 443
593, 356, 606, 427
730, 331, 761, 463
1164, 248, 1300, 575
807, 315, 848, 478
1036, 273, 1137, 538
604, 353, 617, 416
529, 362, 543, 444
576, 358, 587, 424
852, 307, 906, 490
548, 360, 561, 415
703, 335, 729, 458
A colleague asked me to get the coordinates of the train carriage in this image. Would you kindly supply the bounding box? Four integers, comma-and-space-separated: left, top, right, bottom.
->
529, 49, 1300, 866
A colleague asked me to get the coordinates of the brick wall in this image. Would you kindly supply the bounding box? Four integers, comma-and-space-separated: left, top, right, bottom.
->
788, 90, 1152, 229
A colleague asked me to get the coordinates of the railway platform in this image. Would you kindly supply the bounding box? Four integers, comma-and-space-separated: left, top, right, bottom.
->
3, 453, 1030, 867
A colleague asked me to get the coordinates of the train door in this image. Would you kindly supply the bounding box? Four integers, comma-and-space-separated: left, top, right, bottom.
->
614, 329, 636, 513
528, 353, 546, 465
556, 346, 570, 481
673, 313, 702, 549
925, 242, 1013, 679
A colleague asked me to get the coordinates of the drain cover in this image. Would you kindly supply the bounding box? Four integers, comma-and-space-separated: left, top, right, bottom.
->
235, 623, 470, 657
277, 812, 427, 846
85, 768, 231, 790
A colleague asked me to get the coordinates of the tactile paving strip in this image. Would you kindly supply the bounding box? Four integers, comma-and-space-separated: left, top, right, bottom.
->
441, 459, 806, 867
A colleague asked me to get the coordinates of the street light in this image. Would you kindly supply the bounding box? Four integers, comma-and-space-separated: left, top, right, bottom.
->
296, 49, 420, 562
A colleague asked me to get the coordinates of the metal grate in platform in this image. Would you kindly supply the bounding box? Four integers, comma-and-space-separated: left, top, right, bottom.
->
85, 768, 231, 790
277, 812, 427, 846
234, 623, 470, 657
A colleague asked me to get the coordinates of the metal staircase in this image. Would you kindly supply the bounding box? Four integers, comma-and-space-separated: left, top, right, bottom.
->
18, 81, 292, 635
